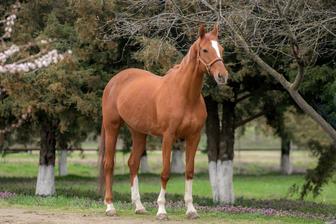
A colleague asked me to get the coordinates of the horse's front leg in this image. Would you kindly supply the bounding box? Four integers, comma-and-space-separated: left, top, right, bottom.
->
184, 133, 201, 219
156, 133, 174, 220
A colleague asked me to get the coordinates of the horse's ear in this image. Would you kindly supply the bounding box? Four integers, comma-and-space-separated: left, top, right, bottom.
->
211, 23, 219, 37
199, 24, 205, 39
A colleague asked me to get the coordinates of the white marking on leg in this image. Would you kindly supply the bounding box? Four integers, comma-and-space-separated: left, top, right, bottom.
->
157, 187, 167, 215
131, 176, 145, 211
211, 40, 221, 57
105, 203, 116, 212
184, 180, 197, 214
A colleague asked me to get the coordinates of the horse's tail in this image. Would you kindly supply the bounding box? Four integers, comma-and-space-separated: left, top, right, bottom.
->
98, 125, 105, 195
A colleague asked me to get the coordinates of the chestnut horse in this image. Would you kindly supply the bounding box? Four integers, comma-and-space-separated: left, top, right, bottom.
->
99, 24, 229, 220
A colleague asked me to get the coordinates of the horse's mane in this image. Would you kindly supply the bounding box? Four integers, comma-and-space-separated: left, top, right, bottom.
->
164, 41, 199, 76
165, 64, 181, 75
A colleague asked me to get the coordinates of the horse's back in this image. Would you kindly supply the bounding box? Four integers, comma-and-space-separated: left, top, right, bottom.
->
105, 68, 160, 89
103, 68, 161, 98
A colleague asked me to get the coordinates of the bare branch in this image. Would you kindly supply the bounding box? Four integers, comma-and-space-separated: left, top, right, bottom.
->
236, 92, 252, 103
291, 62, 304, 91
283, 0, 294, 15
235, 111, 265, 129
274, 0, 305, 90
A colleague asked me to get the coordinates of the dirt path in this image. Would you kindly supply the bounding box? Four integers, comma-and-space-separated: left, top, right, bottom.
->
0, 208, 222, 224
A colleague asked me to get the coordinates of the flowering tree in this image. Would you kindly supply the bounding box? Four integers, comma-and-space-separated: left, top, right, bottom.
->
1, 0, 116, 197
0, 1, 70, 134
0, 1, 72, 195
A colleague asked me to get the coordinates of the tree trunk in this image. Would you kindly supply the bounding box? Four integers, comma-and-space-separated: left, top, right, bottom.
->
280, 134, 292, 175
36, 118, 57, 196
205, 96, 220, 202
140, 150, 151, 173
206, 97, 235, 204
218, 101, 235, 204
58, 150, 68, 176
171, 140, 185, 174
0, 133, 4, 156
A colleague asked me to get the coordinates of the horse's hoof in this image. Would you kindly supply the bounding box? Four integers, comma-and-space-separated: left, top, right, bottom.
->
156, 213, 169, 221
135, 208, 148, 214
106, 209, 117, 216
186, 211, 199, 219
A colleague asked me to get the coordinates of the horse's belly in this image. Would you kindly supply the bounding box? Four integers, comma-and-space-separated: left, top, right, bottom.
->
119, 105, 160, 135
116, 78, 161, 135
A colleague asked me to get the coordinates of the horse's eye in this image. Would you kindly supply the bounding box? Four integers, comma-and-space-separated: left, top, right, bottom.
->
203, 49, 208, 53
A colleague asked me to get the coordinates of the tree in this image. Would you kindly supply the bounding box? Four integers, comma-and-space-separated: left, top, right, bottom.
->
263, 94, 295, 175
285, 109, 334, 197
0, 1, 73, 195
204, 62, 287, 203
1, 0, 117, 196
210, 0, 336, 195
203, 0, 336, 138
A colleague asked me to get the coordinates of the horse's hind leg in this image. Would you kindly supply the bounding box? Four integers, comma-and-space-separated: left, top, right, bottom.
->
104, 119, 121, 216
128, 129, 147, 214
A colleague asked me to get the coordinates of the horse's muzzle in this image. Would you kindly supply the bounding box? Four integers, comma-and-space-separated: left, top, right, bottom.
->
214, 73, 229, 85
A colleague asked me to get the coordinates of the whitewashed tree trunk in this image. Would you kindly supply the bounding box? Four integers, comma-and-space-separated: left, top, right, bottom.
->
36, 118, 57, 196
140, 155, 151, 173
58, 150, 68, 176
208, 160, 234, 204
171, 149, 185, 174
280, 135, 292, 175
208, 161, 219, 202
36, 165, 55, 196
220, 160, 234, 203
281, 154, 292, 175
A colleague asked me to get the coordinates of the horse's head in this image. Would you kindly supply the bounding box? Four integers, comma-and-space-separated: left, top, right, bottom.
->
197, 24, 229, 85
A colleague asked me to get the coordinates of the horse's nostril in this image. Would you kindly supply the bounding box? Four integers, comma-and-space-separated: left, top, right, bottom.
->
218, 74, 224, 80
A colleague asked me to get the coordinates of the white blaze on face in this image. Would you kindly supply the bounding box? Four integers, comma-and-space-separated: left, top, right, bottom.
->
211, 40, 221, 58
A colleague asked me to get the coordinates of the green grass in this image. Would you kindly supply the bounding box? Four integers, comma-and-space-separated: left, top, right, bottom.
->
0, 200, 323, 224
0, 149, 317, 175
1, 152, 335, 223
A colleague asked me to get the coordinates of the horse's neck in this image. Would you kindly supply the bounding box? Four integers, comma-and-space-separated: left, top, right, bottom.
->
171, 43, 204, 104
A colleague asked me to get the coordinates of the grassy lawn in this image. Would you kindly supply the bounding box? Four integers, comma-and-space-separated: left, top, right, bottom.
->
0, 151, 335, 223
